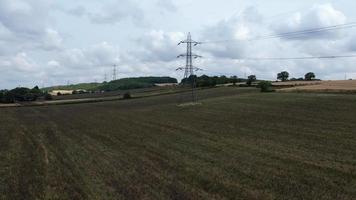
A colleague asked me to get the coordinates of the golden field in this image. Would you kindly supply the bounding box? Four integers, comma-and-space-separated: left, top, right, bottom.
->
275, 80, 356, 93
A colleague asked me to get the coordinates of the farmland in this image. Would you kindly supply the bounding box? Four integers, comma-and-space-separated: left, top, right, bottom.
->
276, 80, 356, 93
0, 87, 355, 199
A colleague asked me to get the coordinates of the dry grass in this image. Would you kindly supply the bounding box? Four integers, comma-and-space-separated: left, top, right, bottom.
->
277, 80, 356, 93
273, 81, 322, 86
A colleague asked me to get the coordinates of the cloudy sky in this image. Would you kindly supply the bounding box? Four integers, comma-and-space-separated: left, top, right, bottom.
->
1, 0, 356, 89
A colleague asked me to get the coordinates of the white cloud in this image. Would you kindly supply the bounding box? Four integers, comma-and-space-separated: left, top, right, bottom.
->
156, 0, 177, 12
0, 0, 51, 36
88, 1, 144, 25
0, 0, 64, 54
135, 30, 185, 62
272, 4, 347, 40
1, 1, 356, 89
194, 5, 356, 81
67, 5, 87, 17
0, 52, 39, 73
348, 34, 356, 51
42, 29, 63, 50
47, 60, 60, 67
86, 42, 120, 65
199, 8, 266, 59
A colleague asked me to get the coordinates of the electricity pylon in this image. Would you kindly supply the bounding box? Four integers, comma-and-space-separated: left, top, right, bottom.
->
112, 64, 118, 81
177, 32, 202, 103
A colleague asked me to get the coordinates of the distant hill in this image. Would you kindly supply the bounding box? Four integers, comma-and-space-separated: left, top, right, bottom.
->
43, 77, 178, 92
99, 77, 177, 91
43, 82, 103, 92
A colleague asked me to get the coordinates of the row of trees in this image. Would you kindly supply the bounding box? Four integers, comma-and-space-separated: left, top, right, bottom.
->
243, 72, 317, 93
187, 72, 317, 87
99, 77, 178, 91
277, 71, 316, 82
181, 75, 246, 87
0, 86, 52, 104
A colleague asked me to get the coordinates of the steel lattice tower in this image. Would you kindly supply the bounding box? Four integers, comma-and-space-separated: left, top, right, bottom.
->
112, 64, 117, 81
177, 33, 202, 103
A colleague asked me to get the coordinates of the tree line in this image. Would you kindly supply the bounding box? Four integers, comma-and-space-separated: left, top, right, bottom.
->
245, 71, 318, 93
181, 75, 246, 87
0, 86, 52, 104
277, 71, 317, 82
99, 77, 178, 91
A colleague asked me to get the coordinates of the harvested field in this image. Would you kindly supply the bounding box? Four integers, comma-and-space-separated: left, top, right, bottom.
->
276, 80, 356, 93
0, 87, 355, 199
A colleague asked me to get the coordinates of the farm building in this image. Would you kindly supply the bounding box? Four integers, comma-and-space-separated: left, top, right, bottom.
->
154, 83, 178, 87
50, 90, 74, 96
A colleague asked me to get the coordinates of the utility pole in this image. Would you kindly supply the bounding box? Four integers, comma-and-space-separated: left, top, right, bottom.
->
176, 32, 202, 103
112, 64, 117, 81
104, 73, 107, 82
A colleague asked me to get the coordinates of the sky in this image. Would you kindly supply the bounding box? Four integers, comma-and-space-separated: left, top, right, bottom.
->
1, 0, 356, 89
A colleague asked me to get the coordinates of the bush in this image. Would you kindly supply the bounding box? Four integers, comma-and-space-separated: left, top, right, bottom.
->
0, 91, 14, 103
258, 81, 274, 92
0, 86, 46, 103
123, 92, 131, 99
44, 93, 53, 100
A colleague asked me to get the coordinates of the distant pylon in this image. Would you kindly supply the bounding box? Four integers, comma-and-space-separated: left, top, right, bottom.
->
112, 64, 117, 81
176, 33, 203, 103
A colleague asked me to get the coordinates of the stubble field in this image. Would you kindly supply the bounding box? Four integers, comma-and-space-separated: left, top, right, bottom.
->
276, 80, 356, 93
0, 87, 355, 199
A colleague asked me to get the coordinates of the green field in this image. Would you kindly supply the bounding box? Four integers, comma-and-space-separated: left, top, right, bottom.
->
0, 87, 355, 199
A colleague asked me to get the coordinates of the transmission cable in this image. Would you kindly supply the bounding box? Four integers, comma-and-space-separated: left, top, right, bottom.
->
201, 22, 356, 43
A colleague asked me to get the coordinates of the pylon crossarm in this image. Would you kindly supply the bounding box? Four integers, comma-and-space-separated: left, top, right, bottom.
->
194, 42, 202, 46
192, 55, 202, 59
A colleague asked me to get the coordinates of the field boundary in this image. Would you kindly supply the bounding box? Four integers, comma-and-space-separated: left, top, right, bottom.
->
0, 87, 210, 108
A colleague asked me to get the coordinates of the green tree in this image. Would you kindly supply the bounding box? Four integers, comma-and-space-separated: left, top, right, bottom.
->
0, 91, 4, 103
305, 72, 316, 81
258, 81, 274, 92
0, 90, 14, 103
246, 75, 256, 86
31, 86, 41, 94
277, 71, 289, 82
231, 76, 238, 86
197, 75, 207, 87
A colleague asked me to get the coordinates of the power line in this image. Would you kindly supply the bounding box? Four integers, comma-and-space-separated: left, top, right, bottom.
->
201, 22, 356, 44
196, 54, 356, 61
252, 22, 356, 41
238, 54, 356, 61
